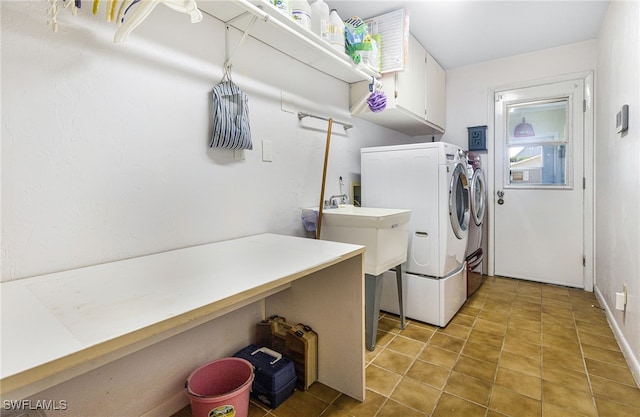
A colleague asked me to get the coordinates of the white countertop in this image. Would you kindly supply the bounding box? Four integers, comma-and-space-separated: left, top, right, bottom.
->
1, 233, 364, 395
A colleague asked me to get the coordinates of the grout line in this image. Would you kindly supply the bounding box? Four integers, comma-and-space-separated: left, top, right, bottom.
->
371, 327, 401, 417
536, 281, 546, 417
482, 280, 506, 417
371, 313, 445, 415
444, 301, 492, 417
572, 297, 600, 417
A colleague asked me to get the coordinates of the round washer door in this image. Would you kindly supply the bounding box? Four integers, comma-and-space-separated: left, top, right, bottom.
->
470, 168, 487, 226
450, 162, 470, 239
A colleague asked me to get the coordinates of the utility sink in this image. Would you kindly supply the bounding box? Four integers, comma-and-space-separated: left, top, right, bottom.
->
320, 206, 411, 276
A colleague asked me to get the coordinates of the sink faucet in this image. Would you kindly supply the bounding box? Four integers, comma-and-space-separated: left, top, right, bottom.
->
326, 194, 350, 208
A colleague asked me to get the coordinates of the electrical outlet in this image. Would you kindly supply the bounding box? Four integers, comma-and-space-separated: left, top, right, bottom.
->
616, 284, 629, 311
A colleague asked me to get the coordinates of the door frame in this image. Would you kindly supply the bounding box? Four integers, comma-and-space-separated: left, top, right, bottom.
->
486, 71, 594, 291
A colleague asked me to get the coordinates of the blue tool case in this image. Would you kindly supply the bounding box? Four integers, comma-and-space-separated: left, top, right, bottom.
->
233, 344, 297, 408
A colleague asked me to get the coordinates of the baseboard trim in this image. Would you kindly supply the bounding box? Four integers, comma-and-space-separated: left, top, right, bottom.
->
594, 286, 640, 388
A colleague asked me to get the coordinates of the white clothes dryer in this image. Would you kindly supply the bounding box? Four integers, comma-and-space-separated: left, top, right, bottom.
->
465, 151, 487, 296
361, 142, 470, 327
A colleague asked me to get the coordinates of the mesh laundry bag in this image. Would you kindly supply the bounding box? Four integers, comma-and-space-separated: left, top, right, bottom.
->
210, 80, 253, 150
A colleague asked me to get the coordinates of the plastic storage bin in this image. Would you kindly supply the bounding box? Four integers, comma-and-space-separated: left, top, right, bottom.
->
233, 344, 297, 408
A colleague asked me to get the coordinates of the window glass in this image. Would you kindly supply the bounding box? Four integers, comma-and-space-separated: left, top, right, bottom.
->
506, 99, 570, 187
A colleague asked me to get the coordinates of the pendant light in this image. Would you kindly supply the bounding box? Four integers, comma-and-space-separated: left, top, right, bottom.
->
514, 117, 535, 137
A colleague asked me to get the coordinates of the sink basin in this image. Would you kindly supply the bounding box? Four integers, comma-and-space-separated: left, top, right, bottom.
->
320, 206, 411, 275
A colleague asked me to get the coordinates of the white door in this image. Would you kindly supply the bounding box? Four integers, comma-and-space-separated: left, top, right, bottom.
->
494, 78, 586, 287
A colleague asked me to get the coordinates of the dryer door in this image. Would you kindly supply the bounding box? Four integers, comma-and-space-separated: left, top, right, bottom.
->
449, 162, 470, 239
470, 168, 487, 226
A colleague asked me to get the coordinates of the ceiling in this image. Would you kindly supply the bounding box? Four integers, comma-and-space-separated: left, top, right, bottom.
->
334, 0, 610, 69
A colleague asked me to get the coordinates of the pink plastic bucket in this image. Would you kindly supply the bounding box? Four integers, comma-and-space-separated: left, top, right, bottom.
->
186, 357, 254, 417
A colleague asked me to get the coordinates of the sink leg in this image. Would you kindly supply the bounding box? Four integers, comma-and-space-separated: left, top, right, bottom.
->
395, 265, 406, 329
365, 273, 384, 351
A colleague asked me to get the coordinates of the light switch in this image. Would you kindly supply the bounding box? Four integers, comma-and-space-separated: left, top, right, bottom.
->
262, 140, 273, 162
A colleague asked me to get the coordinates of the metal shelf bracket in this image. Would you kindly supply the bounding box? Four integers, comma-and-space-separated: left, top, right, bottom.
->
224, 12, 264, 75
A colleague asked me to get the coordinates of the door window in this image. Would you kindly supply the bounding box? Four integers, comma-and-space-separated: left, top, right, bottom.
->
471, 169, 486, 226
449, 163, 470, 239
505, 99, 571, 188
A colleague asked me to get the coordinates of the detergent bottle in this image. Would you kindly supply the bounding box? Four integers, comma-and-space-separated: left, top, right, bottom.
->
328, 9, 345, 53
311, 0, 330, 41
291, 0, 312, 31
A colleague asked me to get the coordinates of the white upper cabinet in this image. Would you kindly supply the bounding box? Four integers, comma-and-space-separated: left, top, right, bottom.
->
350, 34, 446, 136
426, 51, 446, 130
397, 35, 427, 120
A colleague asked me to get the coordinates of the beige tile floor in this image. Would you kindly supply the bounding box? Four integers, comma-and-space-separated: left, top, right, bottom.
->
174, 275, 640, 417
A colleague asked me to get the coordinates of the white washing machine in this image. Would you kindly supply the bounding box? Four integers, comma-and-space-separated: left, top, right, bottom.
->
361, 142, 470, 327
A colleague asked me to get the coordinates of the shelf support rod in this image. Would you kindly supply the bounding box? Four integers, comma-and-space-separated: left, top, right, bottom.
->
224, 13, 260, 74
298, 112, 353, 131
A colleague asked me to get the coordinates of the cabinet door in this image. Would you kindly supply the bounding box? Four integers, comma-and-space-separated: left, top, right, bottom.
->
409, 35, 427, 119
426, 52, 446, 129
395, 34, 426, 119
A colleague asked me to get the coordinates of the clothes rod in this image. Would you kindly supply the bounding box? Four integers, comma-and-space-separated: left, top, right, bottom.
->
298, 112, 353, 131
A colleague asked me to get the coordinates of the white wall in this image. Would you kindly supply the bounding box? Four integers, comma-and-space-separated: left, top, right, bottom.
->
0, 2, 411, 415
443, 39, 597, 148
1, 1, 410, 282
594, 0, 640, 384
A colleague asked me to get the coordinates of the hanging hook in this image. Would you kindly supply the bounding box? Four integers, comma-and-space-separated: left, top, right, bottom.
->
221, 61, 233, 83
368, 77, 383, 92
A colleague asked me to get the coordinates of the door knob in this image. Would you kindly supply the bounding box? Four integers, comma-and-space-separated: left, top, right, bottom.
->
497, 190, 504, 198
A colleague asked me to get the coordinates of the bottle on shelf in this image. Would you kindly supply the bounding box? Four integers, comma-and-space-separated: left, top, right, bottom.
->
291, 0, 312, 31
310, 0, 330, 41
328, 9, 345, 53
273, 0, 291, 16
